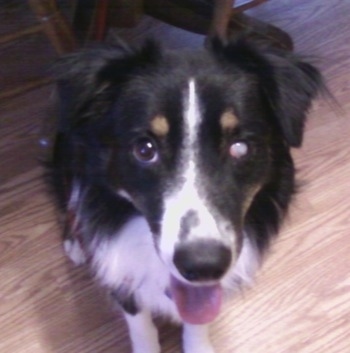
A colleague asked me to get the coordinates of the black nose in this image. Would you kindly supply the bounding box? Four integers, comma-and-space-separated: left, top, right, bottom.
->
173, 240, 232, 282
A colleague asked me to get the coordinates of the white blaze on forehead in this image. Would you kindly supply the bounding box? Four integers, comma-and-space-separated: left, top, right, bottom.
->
159, 79, 233, 270
187, 79, 199, 145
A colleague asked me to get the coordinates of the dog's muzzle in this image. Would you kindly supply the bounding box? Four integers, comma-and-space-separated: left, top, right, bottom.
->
169, 239, 232, 325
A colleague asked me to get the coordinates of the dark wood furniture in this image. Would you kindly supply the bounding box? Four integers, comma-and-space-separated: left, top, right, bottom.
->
73, 0, 293, 50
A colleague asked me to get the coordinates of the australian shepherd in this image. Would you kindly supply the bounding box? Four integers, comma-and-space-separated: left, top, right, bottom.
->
51, 37, 323, 353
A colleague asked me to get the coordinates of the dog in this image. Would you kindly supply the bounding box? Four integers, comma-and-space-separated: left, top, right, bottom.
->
51, 37, 324, 353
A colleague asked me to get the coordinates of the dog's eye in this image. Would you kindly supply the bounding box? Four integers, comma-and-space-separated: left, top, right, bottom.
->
132, 137, 158, 164
229, 141, 249, 159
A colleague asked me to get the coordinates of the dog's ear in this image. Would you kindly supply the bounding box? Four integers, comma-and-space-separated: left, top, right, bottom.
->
54, 40, 161, 128
209, 37, 324, 147
261, 50, 324, 147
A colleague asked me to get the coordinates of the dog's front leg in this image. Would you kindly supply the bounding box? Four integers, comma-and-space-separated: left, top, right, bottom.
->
124, 310, 161, 353
182, 324, 215, 353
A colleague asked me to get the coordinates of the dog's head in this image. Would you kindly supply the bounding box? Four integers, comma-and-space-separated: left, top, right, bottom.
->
56, 38, 323, 323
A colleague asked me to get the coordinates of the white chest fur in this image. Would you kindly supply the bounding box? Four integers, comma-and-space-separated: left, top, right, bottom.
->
90, 216, 181, 321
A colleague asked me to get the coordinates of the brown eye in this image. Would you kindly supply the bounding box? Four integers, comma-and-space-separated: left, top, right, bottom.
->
132, 137, 158, 164
229, 141, 249, 159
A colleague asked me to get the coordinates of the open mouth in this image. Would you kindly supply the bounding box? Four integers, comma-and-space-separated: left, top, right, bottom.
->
170, 275, 222, 325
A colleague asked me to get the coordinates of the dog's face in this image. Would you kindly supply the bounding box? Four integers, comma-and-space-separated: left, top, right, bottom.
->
110, 71, 271, 274
57, 39, 322, 324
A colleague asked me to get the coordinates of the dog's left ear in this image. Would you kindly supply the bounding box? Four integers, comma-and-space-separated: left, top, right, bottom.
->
210, 38, 325, 147
261, 49, 324, 147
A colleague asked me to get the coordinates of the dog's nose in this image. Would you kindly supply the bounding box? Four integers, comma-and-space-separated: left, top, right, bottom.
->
173, 240, 232, 282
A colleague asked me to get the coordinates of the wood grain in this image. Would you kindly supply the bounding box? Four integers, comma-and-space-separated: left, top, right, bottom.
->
1, 1, 350, 352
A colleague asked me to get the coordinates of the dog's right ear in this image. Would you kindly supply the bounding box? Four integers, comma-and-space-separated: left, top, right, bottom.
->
54, 40, 162, 127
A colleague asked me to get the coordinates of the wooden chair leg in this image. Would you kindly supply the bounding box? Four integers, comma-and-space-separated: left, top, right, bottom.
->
28, 0, 76, 54
209, 0, 235, 39
145, 0, 293, 50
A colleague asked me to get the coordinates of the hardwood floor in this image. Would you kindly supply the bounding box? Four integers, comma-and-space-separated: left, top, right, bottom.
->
1, 1, 350, 352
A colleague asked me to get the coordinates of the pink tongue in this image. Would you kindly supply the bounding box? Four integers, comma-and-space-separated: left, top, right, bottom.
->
170, 276, 222, 325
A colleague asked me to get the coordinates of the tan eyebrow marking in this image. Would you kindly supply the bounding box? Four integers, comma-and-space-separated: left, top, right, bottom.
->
150, 115, 170, 136
220, 110, 239, 131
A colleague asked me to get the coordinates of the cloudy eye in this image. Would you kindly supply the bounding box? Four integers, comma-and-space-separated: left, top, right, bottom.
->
229, 141, 249, 159
132, 137, 159, 164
